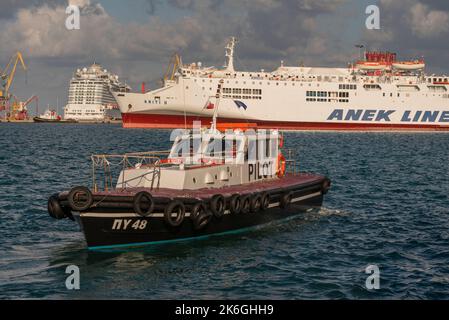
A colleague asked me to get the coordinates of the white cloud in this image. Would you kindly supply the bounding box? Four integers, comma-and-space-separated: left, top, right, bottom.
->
409, 2, 449, 37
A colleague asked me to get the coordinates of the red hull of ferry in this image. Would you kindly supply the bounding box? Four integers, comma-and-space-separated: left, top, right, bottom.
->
121, 113, 449, 131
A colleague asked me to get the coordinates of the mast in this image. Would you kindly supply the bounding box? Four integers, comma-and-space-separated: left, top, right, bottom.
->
225, 37, 237, 72
211, 79, 224, 131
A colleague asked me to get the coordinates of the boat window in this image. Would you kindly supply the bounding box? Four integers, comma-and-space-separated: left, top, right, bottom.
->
205, 138, 224, 158
265, 138, 271, 158
428, 85, 447, 92
170, 137, 190, 158
363, 84, 382, 90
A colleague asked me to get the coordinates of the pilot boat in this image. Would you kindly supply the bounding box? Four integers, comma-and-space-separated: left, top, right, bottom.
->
33, 108, 77, 123
47, 81, 331, 250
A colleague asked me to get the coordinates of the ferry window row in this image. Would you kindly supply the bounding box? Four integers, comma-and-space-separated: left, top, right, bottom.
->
144, 99, 161, 104
306, 98, 349, 103
339, 84, 357, 90
222, 88, 262, 95
222, 95, 262, 100
428, 77, 448, 83
306, 91, 349, 98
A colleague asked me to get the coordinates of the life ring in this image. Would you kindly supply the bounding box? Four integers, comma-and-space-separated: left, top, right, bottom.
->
164, 200, 185, 227
279, 134, 284, 148
240, 195, 251, 214
280, 192, 293, 209
48, 194, 68, 220
133, 191, 155, 217
190, 202, 212, 231
260, 192, 270, 210
277, 153, 286, 177
68, 186, 93, 211
210, 195, 225, 218
229, 194, 241, 214
250, 193, 262, 213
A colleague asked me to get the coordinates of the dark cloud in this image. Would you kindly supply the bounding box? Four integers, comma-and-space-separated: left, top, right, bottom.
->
0, 0, 65, 19
145, 0, 161, 15
167, 0, 195, 10
362, 0, 449, 73
420, 0, 449, 11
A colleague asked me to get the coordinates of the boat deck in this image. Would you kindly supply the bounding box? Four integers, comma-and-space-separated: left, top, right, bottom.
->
85, 173, 326, 200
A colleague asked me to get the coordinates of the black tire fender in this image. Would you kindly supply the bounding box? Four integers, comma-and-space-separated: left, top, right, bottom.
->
164, 200, 186, 228
229, 194, 241, 215
261, 192, 270, 210
240, 195, 251, 214
250, 193, 262, 213
210, 194, 225, 218
67, 186, 93, 211
133, 191, 155, 217
48, 194, 67, 220
190, 202, 212, 231
280, 192, 293, 209
322, 179, 331, 195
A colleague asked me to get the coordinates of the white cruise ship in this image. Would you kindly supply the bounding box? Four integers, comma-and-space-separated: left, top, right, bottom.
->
64, 63, 130, 122
113, 37, 449, 131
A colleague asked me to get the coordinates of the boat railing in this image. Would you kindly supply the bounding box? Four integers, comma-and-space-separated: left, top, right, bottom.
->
90, 151, 171, 192
283, 148, 300, 175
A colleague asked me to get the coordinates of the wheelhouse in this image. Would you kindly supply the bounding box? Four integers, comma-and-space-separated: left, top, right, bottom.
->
168, 128, 281, 167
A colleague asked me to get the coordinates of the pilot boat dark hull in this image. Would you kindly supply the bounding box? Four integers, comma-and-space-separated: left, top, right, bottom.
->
33, 117, 78, 123
50, 173, 330, 250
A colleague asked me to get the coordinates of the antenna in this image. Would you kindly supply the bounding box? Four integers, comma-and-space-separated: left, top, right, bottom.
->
355, 44, 365, 60
225, 37, 237, 72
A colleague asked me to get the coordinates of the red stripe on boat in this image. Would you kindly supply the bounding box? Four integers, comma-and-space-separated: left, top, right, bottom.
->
121, 113, 449, 131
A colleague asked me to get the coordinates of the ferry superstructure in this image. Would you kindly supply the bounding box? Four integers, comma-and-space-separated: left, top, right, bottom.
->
114, 37, 449, 131
64, 63, 130, 122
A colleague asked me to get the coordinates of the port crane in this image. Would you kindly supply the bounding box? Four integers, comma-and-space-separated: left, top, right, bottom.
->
4, 94, 38, 121
0, 51, 27, 113
164, 53, 182, 82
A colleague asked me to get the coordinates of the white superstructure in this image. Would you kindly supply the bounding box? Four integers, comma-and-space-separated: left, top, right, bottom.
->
65, 63, 130, 121
114, 37, 449, 131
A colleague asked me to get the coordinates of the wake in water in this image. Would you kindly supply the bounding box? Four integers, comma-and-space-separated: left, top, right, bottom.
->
313, 207, 352, 217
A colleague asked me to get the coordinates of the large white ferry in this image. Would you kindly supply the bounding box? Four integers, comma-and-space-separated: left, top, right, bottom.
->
64, 63, 130, 122
114, 37, 449, 131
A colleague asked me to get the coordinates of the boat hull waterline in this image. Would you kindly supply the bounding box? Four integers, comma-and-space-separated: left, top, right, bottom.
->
33, 117, 78, 123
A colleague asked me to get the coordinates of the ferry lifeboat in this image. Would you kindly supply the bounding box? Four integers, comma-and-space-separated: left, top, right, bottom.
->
356, 61, 388, 70
392, 60, 425, 70
47, 126, 331, 249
